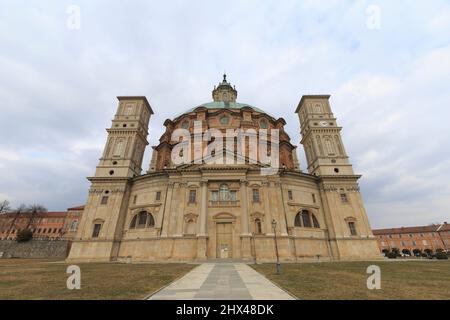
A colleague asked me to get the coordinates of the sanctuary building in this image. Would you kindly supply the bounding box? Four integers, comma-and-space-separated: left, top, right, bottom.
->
67, 75, 380, 262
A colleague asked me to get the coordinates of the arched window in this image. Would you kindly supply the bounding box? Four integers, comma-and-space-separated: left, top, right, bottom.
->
147, 213, 155, 228
255, 218, 262, 234
137, 211, 147, 228
70, 220, 78, 231
130, 215, 137, 229
348, 221, 357, 236
295, 210, 320, 229
312, 214, 320, 228
324, 138, 334, 155
314, 104, 323, 113
302, 210, 312, 228
219, 184, 230, 201
294, 213, 302, 227
129, 211, 155, 229
113, 140, 124, 156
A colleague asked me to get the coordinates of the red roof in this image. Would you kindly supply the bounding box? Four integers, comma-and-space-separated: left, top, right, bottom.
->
373, 223, 450, 235
0, 211, 67, 218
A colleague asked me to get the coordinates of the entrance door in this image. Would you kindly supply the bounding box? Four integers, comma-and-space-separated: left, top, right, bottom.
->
216, 222, 233, 259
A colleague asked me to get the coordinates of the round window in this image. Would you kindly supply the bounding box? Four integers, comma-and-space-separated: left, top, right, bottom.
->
181, 121, 189, 129
219, 115, 229, 125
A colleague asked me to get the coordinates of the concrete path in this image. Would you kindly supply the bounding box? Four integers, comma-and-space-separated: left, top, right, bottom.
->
148, 263, 295, 300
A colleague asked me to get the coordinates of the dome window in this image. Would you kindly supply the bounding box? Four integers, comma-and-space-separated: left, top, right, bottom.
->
219, 115, 229, 125
181, 120, 189, 129
260, 119, 268, 129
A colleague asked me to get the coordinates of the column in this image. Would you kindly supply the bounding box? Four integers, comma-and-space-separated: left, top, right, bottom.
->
240, 179, 250, 235
196, 180, 208, 260
240, 179, 252, 260
160, 182, 174, 237
198, 180, 208, 236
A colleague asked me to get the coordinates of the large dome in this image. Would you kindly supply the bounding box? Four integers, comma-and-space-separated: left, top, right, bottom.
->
175, 74, 273, 119
149, 74, 296, 172
179, 101, 270, 118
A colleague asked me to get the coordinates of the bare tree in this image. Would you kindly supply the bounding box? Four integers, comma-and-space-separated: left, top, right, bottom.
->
0, 200, 11, 213
5, 204, 27, 239
25, 204, 47, 230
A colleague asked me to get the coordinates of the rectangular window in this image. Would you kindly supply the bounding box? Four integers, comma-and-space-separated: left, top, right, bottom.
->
348, 222, 357, 236
288, 190, 293, 201
211, 191, 218, 202
412, 241, 417, 246
101, 196, 108, 205
92, 224, 101, 238
340, 193, 348, 203
155, 191, 161, 201
133, 195, 137, 204
189, 190, 196, 203
252, 189, 260, 202
312, 193, 316, 203
230, 191, 237, 202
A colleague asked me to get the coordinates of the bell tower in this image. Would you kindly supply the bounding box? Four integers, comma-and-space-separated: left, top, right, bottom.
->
96, 96, 153, 178
295, 95, 380, 260
295, 95, 353, 176
67, 96, 153, 262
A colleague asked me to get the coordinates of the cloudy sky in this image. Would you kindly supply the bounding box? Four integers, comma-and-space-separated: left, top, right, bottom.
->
0, 0, 449, 228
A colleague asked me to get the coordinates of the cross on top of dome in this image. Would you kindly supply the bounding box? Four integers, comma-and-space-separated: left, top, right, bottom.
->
212, 73, 237, 103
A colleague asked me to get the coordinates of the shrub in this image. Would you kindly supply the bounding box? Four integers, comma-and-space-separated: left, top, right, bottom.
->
387, 252, 397, 259
435, 252, 448, 260
16, 229, 33, 242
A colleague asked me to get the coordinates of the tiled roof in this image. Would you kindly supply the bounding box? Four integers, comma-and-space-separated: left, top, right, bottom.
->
373, 223, 450, 235
0, 211, 67, 218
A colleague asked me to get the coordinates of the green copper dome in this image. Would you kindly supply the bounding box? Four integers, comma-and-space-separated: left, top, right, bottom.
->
174, 74, 274, 119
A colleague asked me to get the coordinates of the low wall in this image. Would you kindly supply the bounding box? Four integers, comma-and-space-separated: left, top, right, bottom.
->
0, 240, 71, 259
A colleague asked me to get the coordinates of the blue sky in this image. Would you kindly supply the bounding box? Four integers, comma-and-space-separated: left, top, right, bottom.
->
0, 0, 449, 228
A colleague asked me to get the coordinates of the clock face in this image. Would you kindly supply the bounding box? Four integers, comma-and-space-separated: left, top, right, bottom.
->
319, 121, 328, 127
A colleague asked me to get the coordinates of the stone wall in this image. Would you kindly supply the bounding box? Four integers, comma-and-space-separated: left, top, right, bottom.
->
0, 240, 71, 259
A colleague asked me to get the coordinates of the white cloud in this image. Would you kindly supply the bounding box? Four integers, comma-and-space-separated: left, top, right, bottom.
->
0, 1, 449, 229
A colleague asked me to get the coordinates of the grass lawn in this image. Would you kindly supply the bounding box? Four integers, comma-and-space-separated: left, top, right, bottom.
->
252, 260, 450, 300
0, 259, 195, 300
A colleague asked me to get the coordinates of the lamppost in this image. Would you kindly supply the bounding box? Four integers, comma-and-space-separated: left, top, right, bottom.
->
271, 219, 281, 275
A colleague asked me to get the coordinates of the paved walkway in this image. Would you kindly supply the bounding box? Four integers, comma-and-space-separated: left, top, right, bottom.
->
148, 263, 295, 300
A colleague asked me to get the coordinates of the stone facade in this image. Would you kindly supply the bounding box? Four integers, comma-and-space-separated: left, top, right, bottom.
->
67, 76, 381, 263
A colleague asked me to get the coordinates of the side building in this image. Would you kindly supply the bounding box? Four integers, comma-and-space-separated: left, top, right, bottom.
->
373, 222, 450, 255
0, 206, 85, 241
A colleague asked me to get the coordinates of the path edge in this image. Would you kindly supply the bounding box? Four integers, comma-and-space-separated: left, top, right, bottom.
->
142, 263, 201, 300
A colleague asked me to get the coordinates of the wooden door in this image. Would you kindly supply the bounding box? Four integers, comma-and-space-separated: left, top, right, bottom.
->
216, 222, 233, 259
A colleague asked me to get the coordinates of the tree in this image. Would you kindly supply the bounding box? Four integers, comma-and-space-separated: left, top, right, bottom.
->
16, 229, 33, 242
5, 204, 27, 239
25, 204, 47, 230
0, 200, 11, 213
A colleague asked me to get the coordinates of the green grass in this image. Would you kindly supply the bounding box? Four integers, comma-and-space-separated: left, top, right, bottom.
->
252, 260, 450, 300
0, 259, 195, 300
